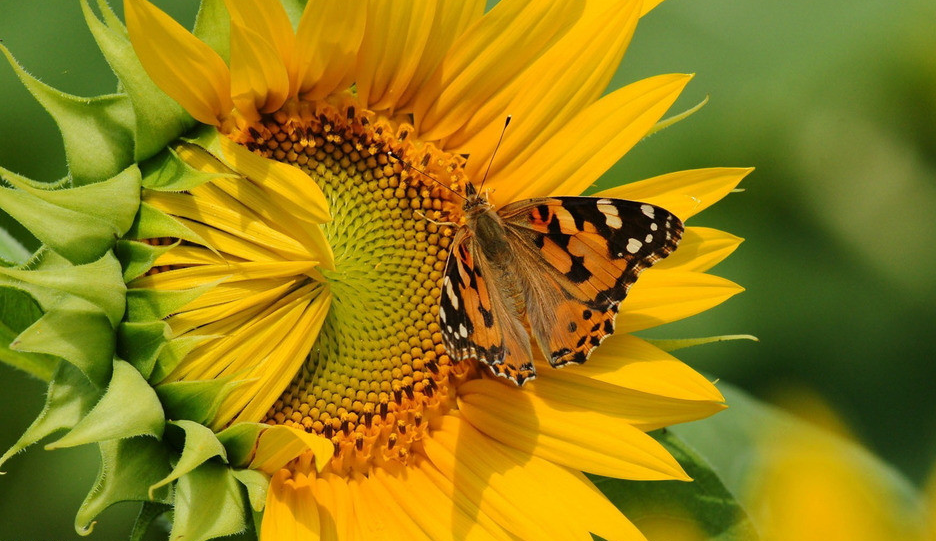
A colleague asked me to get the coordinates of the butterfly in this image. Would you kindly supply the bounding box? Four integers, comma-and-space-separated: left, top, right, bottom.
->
439, 182, 683, 385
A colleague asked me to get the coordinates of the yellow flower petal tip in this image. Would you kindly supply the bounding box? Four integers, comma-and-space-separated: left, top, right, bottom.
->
125, 0, 233, 125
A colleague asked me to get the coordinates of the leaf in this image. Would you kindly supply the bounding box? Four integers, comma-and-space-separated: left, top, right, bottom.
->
0, 252, 127, 327
669, 381, 928, 538
0, 225, 31, 264
148, 420, 228, 498
117, 320, 171, 380
0, 45, 136, 186
11, 296, 115, 387
0, 164, 140, 263
47, 360, 165, 449
76, 437, 174, 536
115, 239, 178, 282
81, 0, 195, 161
171, 462, 248, 541
0, 362, 100, 471
156, 376, 249, 426
595, 430, 759, 541
0, 286, 56, 380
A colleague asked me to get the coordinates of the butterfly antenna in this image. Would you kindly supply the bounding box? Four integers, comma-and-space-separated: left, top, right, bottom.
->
387, 150, 468, 202
476, 115, 512, 195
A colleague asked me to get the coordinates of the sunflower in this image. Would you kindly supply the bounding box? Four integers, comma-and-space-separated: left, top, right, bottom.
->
0, 0, 748, 539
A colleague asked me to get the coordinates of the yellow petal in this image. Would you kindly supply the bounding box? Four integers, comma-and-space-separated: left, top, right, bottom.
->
215, 135, 331, 225
129, 260, 318, 290
394, 0, 486, 111
313, 474, 354, 541
421, 417, 582, 541
223, 0, 294, 75
617, 269, 744, 332
229, 21, 290, 117
596, 167, 753, 221
642, 0, 667, 16
553, 335, 725, 402
653, 226, 743, 272
450, 0, 642, 183
530, 335, 727, 430
371, 467, 510, 541
457, 378, 690, 481
225, 289, 331, 425
168, 216, 285, 262
124, 0, 232, 125
379, 458, 517, 541
489, 74, 692, 204
425, 415, 648, 541
356, 0, 437, 112
144, 191, 317, 261
412, 0, 584, 142
251, 425, 334, 474
293, 1, 367, 101
352, 472, 433, 540
261, 470, 321, 540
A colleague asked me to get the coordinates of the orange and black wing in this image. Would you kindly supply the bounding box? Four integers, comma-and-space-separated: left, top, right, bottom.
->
500, 196, 683, 367
439, 228, 536, 384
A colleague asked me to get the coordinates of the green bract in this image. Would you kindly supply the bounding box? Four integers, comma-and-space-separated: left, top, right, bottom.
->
0, 1, 299, 538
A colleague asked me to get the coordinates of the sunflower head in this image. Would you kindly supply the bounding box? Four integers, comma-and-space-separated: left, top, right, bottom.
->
0, 0, 749, 539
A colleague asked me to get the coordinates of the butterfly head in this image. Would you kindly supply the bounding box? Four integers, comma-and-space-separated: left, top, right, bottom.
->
462, 182, 492, 214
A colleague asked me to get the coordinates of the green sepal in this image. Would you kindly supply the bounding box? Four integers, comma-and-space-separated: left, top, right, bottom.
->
152, 333, 221, 383
142, 146, 232, 192
171, 462, 248, 541
193, 0, 231, 63
117, 320, 171, 379
126, 201, 211, 247
647, 334, 759, 353
0, 225, 31, 264
81, 0, 195, 161
0, 165, 141, 264
115, 239, 178, 282
47, 360, 166, 449
130, 502, 173, 541
0, 362, 100, 471
148, 420, 229, 498
0, 252, 126, 327
156, 376, 249, 425
0, 285, 56, 380
596, 430, 760, 540
232, 468, 270, 512
0, 46, 135, 186
94, 0, 127, 35
126, 278, 223, 322
76, 437, 174, 536
216, 423, 265, 468
11, 296, 115, 388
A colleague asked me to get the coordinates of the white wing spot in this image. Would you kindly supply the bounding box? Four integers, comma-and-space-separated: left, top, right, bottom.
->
458, 324, 469, 338
650, 222, 658, 231
627, 238, 643, 254
645, 233, 654, 243
641, 204, 655, 219
597, 202, 622, 228
444, 277, 459, 310
440, 307, 448, 323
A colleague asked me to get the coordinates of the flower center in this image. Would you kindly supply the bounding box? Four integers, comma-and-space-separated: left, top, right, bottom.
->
229, 98, 475, 474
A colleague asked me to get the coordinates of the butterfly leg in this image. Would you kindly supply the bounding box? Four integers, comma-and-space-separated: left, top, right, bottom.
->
414, 210, 458, 227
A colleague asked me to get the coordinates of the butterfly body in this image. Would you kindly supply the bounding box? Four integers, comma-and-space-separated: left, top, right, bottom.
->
440, 184, 683, 385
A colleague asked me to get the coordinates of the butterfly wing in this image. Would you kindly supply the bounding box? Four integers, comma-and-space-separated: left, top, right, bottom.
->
440, 228, 536, 384
500, 197, 683, 367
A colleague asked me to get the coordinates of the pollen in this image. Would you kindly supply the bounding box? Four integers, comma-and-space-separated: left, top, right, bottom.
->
230, 99, 474, 475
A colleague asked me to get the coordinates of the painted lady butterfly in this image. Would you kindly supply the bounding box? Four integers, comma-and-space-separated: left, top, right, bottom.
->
439, 182, 683, 385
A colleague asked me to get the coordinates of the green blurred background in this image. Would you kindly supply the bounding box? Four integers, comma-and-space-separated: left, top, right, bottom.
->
1, 0, 934, 538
